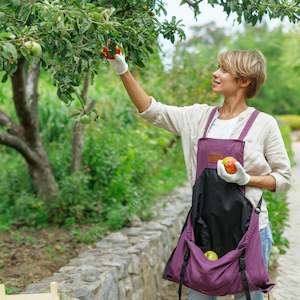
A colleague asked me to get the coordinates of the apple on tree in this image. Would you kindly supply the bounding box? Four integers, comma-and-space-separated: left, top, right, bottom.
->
79, 115, 91, 125
101, 46, 121, 59
24, 40, 42, 57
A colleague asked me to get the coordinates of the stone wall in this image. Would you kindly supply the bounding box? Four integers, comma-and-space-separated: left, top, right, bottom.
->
26, 183, 193, 300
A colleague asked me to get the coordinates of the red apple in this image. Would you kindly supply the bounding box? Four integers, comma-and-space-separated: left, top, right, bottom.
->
101, 46, 121, 59
222, 156, 237, 174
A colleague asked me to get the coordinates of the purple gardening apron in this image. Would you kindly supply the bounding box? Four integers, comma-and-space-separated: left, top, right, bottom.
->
163, 107, 275, 299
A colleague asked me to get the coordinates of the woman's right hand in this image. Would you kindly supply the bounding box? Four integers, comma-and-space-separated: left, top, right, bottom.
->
102, 47, 128, 75
102, 46, 151, 113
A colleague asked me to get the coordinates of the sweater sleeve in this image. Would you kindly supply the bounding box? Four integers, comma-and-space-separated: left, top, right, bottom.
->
264, 117, 292, 193
138, 96, 206, 136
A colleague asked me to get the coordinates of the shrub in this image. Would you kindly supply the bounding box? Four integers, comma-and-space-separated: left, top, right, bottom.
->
277, 115, 300, 131
48, 172, 102, 226
82, 116, 185, 229
265, 123, 294, 254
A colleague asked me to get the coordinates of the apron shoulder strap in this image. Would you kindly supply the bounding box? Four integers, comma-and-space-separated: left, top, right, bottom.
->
238, 109, 260, 140
203, 106, 218, 137
203, 107, 260, 139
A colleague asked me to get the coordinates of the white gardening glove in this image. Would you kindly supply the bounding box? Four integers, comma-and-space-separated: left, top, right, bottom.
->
107, 54, 128, 75
217, 160, 251, 186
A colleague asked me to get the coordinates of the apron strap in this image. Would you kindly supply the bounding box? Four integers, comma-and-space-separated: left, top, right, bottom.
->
238, 109, 260, 140
239, 248, 251, 300
203, 106, 218, 137
178, 248, 190, 300
203, 107, 260, 140
255, 196, 263, 214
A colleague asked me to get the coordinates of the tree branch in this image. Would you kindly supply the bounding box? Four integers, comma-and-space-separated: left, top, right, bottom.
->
183, 0, 196, 6
181, 0, 201, 8
81, 71, 90, 104
0, 111, 24, 137
11, 58, 38, 147
0, 132, 39, 165
71, 71, 96, 173
26, 61, 41, 131
180, 0, 201, 16
85, 97, 96, 113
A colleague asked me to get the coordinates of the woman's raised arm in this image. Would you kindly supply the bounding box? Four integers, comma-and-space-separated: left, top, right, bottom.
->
105, 52, 151, 113
104, 49, 208, 136
120, 70, 151, 113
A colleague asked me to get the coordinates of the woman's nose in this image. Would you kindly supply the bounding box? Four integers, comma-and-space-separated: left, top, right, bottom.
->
213, 68, 220, 75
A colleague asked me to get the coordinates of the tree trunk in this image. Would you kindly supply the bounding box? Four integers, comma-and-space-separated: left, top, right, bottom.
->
71, 121, 85, 173
2, 58, 59, 200
28, 159, 58, 200
0, 129, 58, 200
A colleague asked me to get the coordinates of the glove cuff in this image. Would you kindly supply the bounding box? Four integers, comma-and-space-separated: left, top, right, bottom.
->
238, 174, 251, 186
110, 55, 129, 75
117, 62, 129, 75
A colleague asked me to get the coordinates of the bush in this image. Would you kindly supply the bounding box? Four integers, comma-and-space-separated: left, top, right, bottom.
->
279, 123, 295, 166
0, 156, 47, 228
264, 123, 294, 254
7, 195, 48, 228
82, 116, 186, 230
264, 191, 289, 254
276, 115, 300, 131
48, 172, 102, 226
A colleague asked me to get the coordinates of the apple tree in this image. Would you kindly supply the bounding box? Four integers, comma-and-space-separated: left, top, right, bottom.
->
0, 0, 187, 201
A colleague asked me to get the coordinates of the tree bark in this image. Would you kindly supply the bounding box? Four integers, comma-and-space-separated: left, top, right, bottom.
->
2, 58, 59, 200
71, 72, 95, 173
71, 121, 85, 173
27, 160, 58, 200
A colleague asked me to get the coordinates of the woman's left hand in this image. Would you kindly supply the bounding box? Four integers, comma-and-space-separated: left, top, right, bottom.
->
217, 160, 251, 186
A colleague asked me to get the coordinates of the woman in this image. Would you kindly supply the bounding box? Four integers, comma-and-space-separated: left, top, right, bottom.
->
106, 49, 291, 299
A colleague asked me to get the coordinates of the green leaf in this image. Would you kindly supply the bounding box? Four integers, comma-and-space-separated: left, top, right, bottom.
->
2, 42, 18, 60
11, 0, 21, 7
1, 72, 8, 83
0, 32, 14, 39
79, 20, 91, 34
17, 3, 32, 23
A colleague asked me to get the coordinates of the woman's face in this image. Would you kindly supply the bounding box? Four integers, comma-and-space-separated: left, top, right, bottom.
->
212, 65, 239, 97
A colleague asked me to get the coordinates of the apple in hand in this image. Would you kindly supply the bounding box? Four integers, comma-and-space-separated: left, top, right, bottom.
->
101, 46, 121, 59
222, 156, 237, 174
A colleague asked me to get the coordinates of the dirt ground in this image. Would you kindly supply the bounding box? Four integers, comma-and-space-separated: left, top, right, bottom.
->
0, 225, 279, 295
0, 227, 94, 293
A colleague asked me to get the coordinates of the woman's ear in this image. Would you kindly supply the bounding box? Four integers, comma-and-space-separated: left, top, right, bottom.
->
239, 77, 252, 88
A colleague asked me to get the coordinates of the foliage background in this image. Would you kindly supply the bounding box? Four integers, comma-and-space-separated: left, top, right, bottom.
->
0, 22, 299, 253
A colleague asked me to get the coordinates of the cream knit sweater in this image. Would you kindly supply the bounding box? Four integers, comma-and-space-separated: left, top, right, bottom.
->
139, 97, 292, 230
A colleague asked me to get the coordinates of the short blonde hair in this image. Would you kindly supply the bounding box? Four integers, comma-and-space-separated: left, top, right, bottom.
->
218, 50, 267, 99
